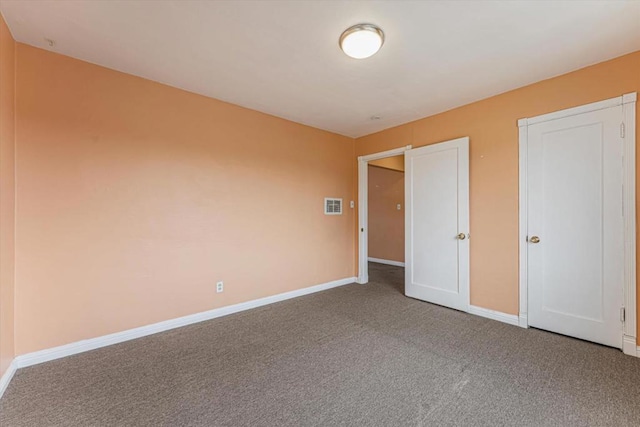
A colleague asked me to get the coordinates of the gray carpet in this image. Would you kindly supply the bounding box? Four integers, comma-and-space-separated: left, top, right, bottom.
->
2, 263, 640, 426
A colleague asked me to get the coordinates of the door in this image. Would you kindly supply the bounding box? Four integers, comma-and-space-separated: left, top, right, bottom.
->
527, 105, 624, 348
405, 137, 470, 311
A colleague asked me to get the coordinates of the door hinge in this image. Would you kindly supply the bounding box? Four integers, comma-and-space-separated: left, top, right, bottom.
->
620, 307, 626, 323
620, 122, 625, 139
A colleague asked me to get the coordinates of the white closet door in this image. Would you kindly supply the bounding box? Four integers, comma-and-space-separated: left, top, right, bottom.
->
405, 137, 469, 311
527, 105, 624, 348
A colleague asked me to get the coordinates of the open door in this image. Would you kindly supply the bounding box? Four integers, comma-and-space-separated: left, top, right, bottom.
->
405, 137, 470, 311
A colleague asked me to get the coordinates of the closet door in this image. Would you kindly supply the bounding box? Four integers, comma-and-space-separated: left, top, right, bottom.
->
527, 105, 624, 348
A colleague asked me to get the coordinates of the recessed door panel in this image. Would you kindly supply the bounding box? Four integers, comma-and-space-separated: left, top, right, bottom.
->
527, 107, 623, 348
405, 137, 469, 311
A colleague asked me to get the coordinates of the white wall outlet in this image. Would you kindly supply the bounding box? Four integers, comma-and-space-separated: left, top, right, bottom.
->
397, 204, 402, 210
216, 281, 224, 293
350, 200, 355, 208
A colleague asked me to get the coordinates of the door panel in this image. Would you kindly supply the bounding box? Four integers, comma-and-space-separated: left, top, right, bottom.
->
405, 137, 469, 311
527, 106, 623, 348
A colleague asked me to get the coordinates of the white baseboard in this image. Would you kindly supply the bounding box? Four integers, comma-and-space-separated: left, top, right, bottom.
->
518, 314, 528, 329
0, 360, 18, 400
356, 275, 369, 284
622, 335, 639, 357
368, 257, 405, 267
12, 276, 356, 371
468, 305, 520, 327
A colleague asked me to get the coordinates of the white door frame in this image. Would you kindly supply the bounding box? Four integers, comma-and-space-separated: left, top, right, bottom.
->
517, 92, 637, 356
357, 145, 412, 284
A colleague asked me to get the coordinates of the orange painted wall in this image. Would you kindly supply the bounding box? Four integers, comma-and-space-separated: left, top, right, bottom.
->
356, 50, 640, 343
14, 44, 355, 355
4, 30, 640, 359
0, 14, 16, 376
368, 165, 404, 263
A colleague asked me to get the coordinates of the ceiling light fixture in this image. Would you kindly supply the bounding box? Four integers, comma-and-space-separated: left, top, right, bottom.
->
339, 24, 384, 59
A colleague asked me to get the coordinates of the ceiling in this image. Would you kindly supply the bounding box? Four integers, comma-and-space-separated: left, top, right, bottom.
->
1, 1, 639, 138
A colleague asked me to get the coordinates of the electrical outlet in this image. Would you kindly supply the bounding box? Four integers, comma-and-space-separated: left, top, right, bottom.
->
216, 281, 224, 293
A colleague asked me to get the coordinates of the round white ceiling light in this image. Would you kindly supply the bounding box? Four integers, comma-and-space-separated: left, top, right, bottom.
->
339, 24, 384, 59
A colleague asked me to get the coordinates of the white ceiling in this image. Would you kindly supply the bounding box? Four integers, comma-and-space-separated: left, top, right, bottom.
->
1, 1, 639, 138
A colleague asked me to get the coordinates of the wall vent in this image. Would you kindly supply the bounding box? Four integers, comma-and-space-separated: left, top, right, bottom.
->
324, 198, 343, 215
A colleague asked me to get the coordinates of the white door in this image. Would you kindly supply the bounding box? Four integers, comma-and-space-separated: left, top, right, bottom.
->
527, 106, 624, 348
405, 137, 470, 311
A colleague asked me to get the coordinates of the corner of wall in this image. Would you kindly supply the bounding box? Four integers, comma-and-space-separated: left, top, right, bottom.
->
0, 11, 17, 380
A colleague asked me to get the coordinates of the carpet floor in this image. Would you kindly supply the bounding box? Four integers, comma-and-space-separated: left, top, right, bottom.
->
1, 263, 640, 426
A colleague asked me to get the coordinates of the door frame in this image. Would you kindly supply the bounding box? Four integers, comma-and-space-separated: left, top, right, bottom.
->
517, 93, 637, 356
357, 145, 412, 284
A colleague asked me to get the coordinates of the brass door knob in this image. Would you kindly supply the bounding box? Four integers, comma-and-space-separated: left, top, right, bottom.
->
457, 233, 466, 240
529, 236, 540, 244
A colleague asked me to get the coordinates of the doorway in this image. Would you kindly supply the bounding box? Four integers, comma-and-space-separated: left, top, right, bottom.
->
357, 146, 411, 284
367, 156, 405, 269
357, 137, 470, 313
518, 93, 637, 354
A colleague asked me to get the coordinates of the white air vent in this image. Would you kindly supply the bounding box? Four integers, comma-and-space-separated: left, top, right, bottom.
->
324, 198, 343, 215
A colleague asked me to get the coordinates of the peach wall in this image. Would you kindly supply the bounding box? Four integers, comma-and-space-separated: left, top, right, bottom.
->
369, 155, 404, 172
368, 165, 404, 263
14, 44, 355, 355
356, 51, 640, 343
5, 37, 640, 358
0, 14, 15, 376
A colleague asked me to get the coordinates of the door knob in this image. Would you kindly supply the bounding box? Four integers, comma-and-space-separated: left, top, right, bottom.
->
457, 233, 466, 240
529, 236, 540, 244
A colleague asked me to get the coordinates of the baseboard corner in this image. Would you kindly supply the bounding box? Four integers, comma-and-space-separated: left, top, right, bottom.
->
367, 257, 405, 267
468, 305, 520, 327
518, 314, 528, 328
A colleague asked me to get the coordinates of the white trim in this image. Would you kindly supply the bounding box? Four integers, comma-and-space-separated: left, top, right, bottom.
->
622, 93, 637, 356
518, 93, 637, 351
358, 146, 410, 163
368, 257, 405, 267
0, 360, 18, 400
622, 336, 638, 357
11, 276, 356, 370
518, 119, 529, 329
358, 145, 411, 284
468, 305, 520, 326
357, 158, 368, 284
518, 314, 528, 328
622, 92, 637, 104
517, 93, 636, 127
